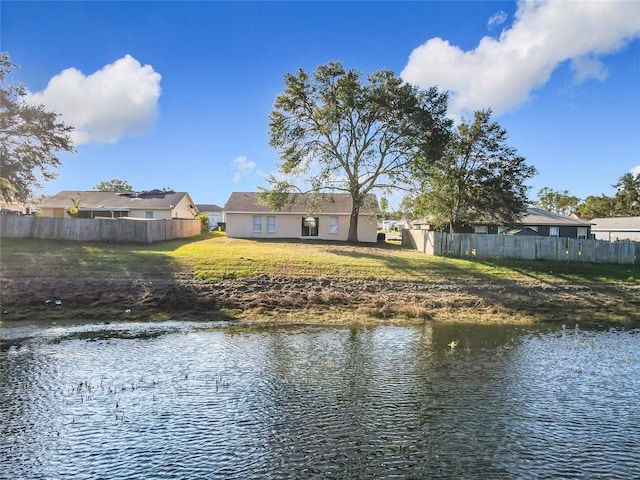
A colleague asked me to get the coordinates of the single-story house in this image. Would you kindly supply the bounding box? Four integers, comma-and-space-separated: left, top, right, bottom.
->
472, 208, 593, 238
196, 203, 224, 229
589, 216, 640, 241
224, 192, 379, 243
413, 207, 591, 239
415, 208, 592, 238
38, 190, 199, 219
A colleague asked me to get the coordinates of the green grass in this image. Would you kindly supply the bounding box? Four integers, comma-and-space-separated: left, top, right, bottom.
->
1, 232, 638, 285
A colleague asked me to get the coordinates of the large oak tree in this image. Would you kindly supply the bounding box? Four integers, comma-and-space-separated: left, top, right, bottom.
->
260, 61, 450, 243
0, 53, 75, 202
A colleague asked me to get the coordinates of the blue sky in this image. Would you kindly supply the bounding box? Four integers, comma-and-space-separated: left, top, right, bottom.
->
2, 1, 639, 209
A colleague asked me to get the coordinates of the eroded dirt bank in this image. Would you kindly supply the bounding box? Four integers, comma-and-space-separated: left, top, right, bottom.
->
2, 275, 639, 326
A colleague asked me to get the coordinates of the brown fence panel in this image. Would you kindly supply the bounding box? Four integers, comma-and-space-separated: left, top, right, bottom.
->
1, 216, 200, 244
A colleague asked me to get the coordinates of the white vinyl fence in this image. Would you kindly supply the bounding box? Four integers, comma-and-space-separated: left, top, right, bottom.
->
403, 230, 639, 264
0, 215, 201, 244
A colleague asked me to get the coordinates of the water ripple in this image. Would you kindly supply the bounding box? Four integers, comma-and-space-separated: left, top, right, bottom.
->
1, 322, 638, 479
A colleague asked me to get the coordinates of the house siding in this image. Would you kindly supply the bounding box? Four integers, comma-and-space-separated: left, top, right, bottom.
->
593, 230, 640, 242
590, 217, 640, 242
226, 212, 377, 243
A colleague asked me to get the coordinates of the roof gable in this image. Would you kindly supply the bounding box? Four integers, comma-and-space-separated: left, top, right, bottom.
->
224, 192, 379, 215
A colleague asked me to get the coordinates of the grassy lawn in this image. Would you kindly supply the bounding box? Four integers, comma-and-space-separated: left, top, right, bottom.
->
1, 232, 637, 285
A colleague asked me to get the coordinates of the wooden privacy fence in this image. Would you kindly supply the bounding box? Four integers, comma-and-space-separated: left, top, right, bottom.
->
403, 230, 640, 264
0, 215, 201, 244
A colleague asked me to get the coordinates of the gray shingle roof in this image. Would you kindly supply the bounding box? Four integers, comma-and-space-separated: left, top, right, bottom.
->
196, 204, 223, 212
520, 208, 592, 226
590, 216, 640, 231
224, 192, 379, 215
38, 190, 190, 210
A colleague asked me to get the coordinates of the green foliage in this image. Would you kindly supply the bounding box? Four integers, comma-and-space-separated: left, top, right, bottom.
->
69, 196, 81, 215
256, 180, 300, 211
413, 109, 536, 232
93, 178, 134, 192
264, 61, 451, 242
198, 214, 210, 233
578, 194, 616, 219
613, 172, 640, 216
379, 197, 389, 216
0, 52, 75, 202
576, 172, 640, 219
534, 187, 580, 215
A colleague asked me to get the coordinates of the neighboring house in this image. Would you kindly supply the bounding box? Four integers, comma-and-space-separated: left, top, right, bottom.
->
38, 190, 199, 219
470, 207, 592, 238
196, 203, 224, 229
224, 192, 379, 243
590, 217, 640, 241
380, 219, 411, 231
0, 200, 26, 215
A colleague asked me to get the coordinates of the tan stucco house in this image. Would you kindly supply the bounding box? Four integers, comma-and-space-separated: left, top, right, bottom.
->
224, 192, 379, 243
38, 190, 199, 219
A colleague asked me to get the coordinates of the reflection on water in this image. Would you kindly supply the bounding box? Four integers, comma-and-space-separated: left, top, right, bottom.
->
1, 321, 639, 479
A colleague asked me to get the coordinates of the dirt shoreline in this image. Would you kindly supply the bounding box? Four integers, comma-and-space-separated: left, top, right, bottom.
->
2, 274, 639, 327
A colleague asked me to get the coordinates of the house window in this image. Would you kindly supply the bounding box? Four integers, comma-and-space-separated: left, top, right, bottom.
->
474, 225, 488, 234
145, 211, 154, 219
302, 216, 319, 237
253, 216, 262, 232
329, 217, 339, 234
577, 227, 588, 239
267, 216, 276, 233
549, 226, 559, 237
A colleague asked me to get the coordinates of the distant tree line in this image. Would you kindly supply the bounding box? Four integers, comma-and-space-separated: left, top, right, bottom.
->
533, 172, 640, 219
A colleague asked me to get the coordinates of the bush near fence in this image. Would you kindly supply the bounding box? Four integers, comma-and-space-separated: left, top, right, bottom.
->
0, 215, 201, 244
402, 230, 639, 265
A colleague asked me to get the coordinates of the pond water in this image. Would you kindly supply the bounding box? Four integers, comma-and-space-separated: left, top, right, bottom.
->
1, 320, 639, 479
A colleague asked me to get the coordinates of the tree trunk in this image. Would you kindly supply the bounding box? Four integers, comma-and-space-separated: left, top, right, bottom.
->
347, 207, 360, 243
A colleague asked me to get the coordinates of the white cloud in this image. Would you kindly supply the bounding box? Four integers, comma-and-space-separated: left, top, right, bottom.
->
231, 155, 265, 183
570, 56, 609, 83
631, 165, 640, 176
401, 1, 640, 117
487, 11, 508, 29
26, 54, 161, 145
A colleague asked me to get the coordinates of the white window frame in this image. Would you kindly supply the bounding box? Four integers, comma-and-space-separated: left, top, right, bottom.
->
549, 226, 560, 237
577, 227, 588, 239
266, 216, 276, 233
329, 216, 339, 234
145, 211, 154, 219
253, 216, 262, 232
